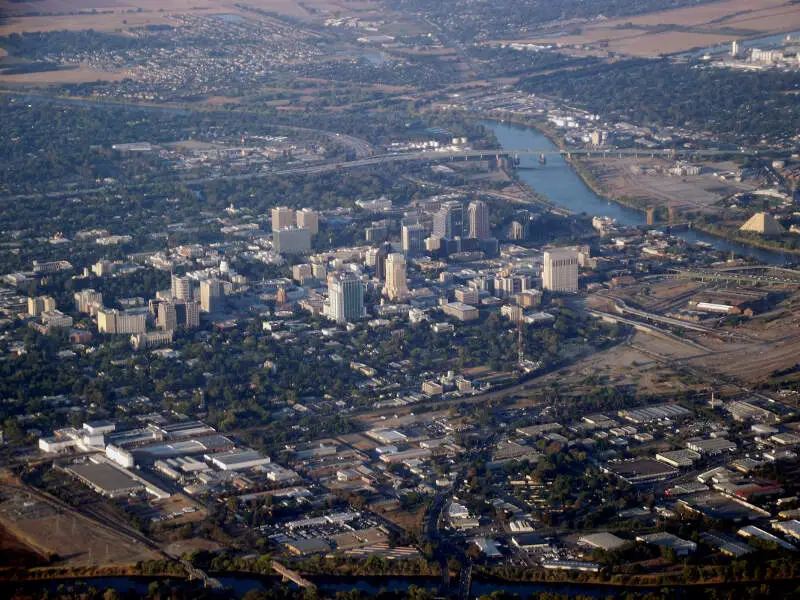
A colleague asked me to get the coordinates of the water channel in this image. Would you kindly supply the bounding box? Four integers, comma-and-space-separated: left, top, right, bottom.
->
483, 121, 792, 266
0, 574, 742, 598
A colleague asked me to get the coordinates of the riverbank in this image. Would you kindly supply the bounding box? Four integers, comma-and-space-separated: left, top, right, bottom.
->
692, 222, 800, 256
6, 567, 800, 598
0, 563, 183, 583
475, 115, 650, 216
566, 156, 652, 215
477, 116, 800, 263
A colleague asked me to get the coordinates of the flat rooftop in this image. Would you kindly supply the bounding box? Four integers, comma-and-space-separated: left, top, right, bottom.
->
68, 462, 143, 495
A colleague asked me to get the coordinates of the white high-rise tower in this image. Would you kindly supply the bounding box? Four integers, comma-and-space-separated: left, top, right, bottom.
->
542, 248, 578, 293
171, 274, 192, 301
325, 272, 365, 324
467, 200, 490, 240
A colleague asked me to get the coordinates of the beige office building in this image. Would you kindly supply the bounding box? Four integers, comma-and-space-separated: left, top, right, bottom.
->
271, 206, 295, 231
542, 248, 578, 293
295, 208, 319, 235
383, 253, 410, 301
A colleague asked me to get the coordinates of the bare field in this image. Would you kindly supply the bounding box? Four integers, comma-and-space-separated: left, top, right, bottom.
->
0, 522, 47, 568
532, 332, 705, 396
162, 537, 223, 557
580, 157, 753, 213
686, 333, 800, 383
604, 0, 791, 28
1, 0, 380, 33
603, 31, 735, 57
0, 486, 157, 567
514, 0, 800, 57
0, 67, 130, 84
0, 11, 190, 35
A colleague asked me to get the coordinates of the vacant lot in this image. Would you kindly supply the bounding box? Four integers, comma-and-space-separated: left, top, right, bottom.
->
579, 157, 754, 214
0, 523, 46, 568
531, 331, 706, 397
0, 485, 157, 567
1, 0, 379, 33
0, 66, 129, 84
516, 0, 800, 57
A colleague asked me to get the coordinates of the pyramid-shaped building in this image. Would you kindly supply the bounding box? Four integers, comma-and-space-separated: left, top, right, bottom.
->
739, 212, 785, 236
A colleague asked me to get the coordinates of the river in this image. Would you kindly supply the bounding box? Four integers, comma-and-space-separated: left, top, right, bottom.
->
6, 573, 794, 599
483, 121, 791, 266
0, 574, 731, 598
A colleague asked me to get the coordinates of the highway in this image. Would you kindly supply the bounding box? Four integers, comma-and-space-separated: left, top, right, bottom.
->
179, 146, 745, 187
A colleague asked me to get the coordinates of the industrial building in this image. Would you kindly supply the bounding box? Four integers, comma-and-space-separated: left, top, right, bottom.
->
636, 532, 697, 556
603, 459, 678, 485
578, 532, 629, 552
66, 461, 144, 498
206, 449, 271, 471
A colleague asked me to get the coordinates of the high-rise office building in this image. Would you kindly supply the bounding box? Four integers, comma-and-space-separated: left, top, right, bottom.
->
432, 201, 463, 240
494, 274, 533, 298
325, 272, 365, 324
182, 300, 200, 329
509, 221, 525, 240
74, 289, 103, 315
365, 223, 388, 243
27, 296, 55, 317
296, 208, 319, 235
384, 253, 409, 301
374, 242, 392, 281
171, 274, 192, 301
402, 223, 427, 256
157, 301, 177, 331
200, 279, 224, 313
542, 248, 579, 293
273, 227, 312, 254
467, 200, 490, 240
158, 299, 200, 329
97, 309, 146, 334
271, 206, 294, 231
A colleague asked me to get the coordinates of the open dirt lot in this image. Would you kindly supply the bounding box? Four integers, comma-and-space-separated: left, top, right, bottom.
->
0, 66, 129, 85
686, 334, 800, 383
0, 486, 158, 567
531, 331, 706, 397
0, 523, 47, 568
513, 0, 800, 57
1, 0, 380, 33
579, 157, 753, 214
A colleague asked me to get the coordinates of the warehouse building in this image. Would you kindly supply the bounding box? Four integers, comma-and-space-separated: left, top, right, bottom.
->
578, 532, 629, 552
206, 448, 271, 471
686, 438, 737, 455
66, 462, 144, 498
636, 532, 697, 556
656, 449, 701, 468
603, 459, 678, 485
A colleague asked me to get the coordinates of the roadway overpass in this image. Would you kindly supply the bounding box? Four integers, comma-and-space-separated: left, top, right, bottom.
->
184, 146, 744, 186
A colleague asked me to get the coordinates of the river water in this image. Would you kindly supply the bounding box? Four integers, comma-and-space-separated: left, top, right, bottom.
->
6, 573, 787, 599
484, 121, 791, 265
0, 574, 694, 598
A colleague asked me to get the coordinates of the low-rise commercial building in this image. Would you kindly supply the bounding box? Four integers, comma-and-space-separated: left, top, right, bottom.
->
441, 301, 479, 321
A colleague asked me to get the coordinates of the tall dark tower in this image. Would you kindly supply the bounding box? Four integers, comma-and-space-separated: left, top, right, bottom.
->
375, 242, 392, 281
